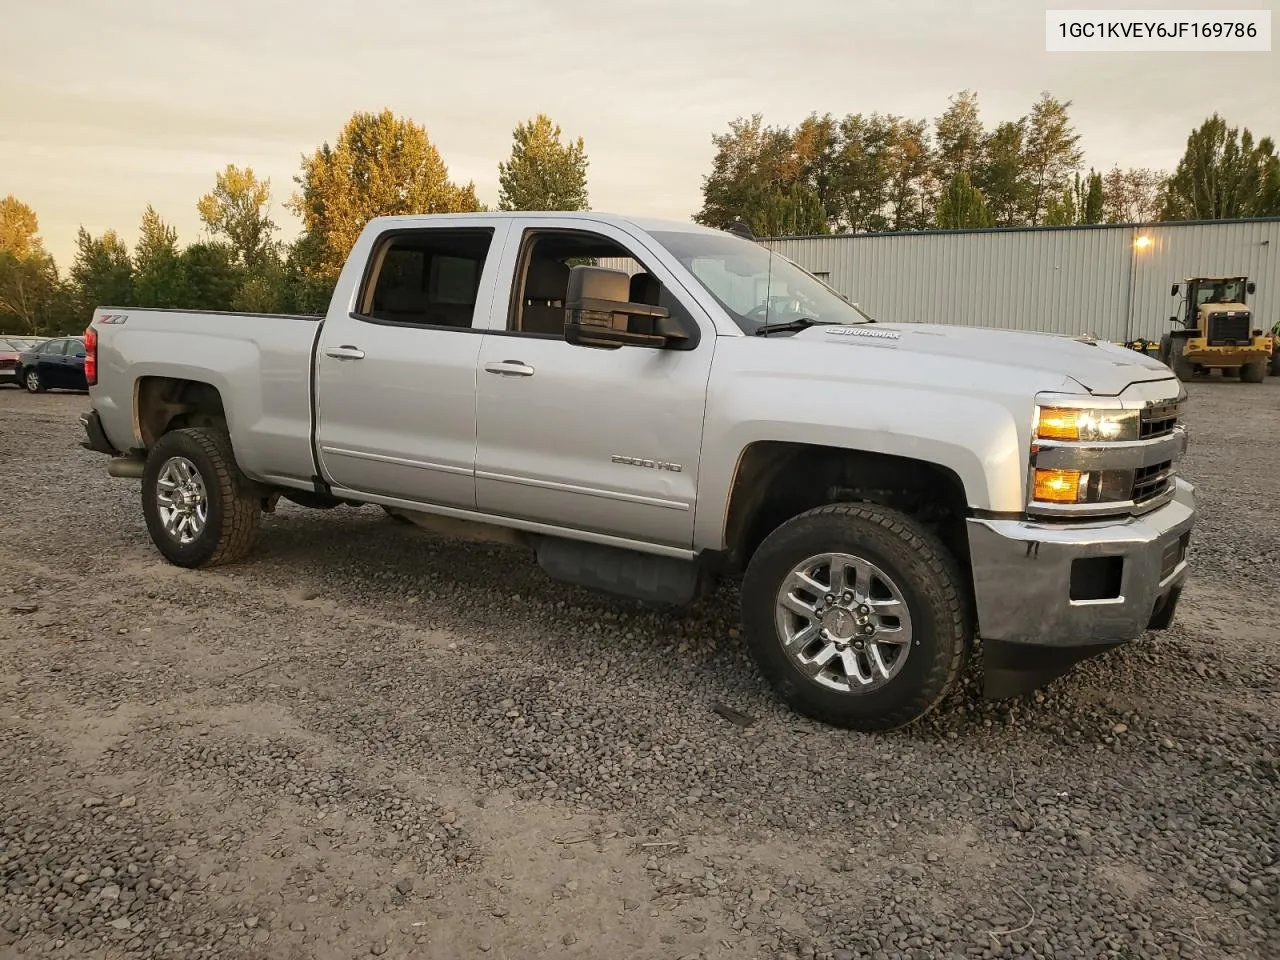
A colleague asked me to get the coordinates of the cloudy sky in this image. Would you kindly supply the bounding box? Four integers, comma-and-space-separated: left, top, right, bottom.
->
3, 0, 1277, 265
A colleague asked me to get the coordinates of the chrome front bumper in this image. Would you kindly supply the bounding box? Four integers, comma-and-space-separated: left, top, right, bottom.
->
966, 478, 1194, 647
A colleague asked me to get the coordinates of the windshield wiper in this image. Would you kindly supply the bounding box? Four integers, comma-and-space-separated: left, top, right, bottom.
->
753, 317, 875, 336
754, 317, 832, 336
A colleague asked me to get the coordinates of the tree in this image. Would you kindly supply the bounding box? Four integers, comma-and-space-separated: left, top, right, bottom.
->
497, 114, 589, 212
1081, 170, 1104, 224
934, 90, 984, 184
179, 242, 240, 311
975, 121, 1028, 227
197, 165, 277, 268
830, 113, 895, 232
1020, 92, 1083, 225
1044, 186, 1078, 226
0, 251, 61, 335
291, 109, 482, 275
883, 117, 934, 230
1161, 114, 1280, 220
0, 196, 42, 260
69, 228, 133, 316
1102, 167, 1166, 223
694, 115, 795, 229
0, 195, 63, 335
132, 206, 186, 308
936, 172, 992, 228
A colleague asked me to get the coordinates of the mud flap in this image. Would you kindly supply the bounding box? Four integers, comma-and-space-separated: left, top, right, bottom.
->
982, 639, 1125, 699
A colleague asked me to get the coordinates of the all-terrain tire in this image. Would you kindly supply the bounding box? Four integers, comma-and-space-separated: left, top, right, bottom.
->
740, 502, 971, 731
1167, 339, 1195, 381
141, 427, 261, 568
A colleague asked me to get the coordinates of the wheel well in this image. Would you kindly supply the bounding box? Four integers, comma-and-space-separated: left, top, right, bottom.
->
723, 442, 971, 573
136, 377, 228, 449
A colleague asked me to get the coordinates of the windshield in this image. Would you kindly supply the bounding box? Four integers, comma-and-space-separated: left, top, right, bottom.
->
649, 230, 872, 334
1196, 278, 1246, 306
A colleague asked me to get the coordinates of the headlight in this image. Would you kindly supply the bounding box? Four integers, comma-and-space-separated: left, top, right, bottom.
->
1035, 406, 1140, 442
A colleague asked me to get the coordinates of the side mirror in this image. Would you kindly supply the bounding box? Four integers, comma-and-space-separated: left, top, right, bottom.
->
564, 265, 687, 350
1170, 283, 1180, 296
1246, 281, 1256, 295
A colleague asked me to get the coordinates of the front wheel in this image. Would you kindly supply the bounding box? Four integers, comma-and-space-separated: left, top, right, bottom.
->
23, 368, 43, 393
741, 503, 970, 731
141, 427, 261, 568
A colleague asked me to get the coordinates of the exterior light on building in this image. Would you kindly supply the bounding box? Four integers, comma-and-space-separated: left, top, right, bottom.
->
1133, 234, 1153, 250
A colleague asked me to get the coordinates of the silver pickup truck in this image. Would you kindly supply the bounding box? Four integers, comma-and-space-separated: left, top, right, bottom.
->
80, 212, 1194, 730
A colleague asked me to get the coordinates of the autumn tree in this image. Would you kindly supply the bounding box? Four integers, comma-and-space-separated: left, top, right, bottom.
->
936, 173, 992, 229
0, 196, 63, 334
292, 109, 482, 275
0, 195, 42, 260
1160, 114, 1280, 220
69, 228, 133, 317
132, 206, 186, 308
196, 165, 278, 269
694, 115, 796, 229
497, 114, 589, 212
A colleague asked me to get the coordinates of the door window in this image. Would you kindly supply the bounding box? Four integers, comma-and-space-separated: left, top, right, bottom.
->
356, 229, 494, 329
506, 229, 695, 343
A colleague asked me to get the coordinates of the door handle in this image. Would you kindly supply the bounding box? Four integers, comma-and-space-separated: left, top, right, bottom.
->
324, 345, 366, 360
483, 360, 535, 377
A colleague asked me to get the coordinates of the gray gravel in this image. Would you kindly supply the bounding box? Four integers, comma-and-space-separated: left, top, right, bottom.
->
1, 381, 1277, 959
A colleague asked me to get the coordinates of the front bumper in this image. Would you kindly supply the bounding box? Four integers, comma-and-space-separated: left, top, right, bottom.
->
966, 478, 1194, 648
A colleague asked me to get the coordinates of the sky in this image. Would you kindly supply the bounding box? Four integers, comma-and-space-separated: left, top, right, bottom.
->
3, 0, 1278, 267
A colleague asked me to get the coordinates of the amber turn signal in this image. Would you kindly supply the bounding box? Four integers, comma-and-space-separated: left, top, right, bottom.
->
1033, 468, 1085, 503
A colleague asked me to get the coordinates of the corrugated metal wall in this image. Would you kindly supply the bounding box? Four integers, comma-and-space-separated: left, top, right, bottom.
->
763, 219, 1280, 342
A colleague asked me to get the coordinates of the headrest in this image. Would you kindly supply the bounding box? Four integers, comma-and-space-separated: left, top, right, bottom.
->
629, 271, 660, 306
525, 258, 570, 300
380, 286, 431, 311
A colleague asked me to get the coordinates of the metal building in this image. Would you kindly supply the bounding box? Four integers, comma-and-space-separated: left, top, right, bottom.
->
761, 217, 1280, 343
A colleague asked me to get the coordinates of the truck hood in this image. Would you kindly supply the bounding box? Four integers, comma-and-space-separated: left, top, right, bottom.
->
799, 322, 1175, 396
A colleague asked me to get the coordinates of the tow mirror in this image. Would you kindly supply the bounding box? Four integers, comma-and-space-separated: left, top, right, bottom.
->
1170, 283, 1180, 296
564, 265, 686, 350
1246, 281, 1256, 295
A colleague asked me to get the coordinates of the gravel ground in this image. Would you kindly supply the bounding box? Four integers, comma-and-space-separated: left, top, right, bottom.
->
1, 381, 1277, 960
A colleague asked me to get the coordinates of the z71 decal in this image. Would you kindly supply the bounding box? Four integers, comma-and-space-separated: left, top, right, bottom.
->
98, 313, 129, 325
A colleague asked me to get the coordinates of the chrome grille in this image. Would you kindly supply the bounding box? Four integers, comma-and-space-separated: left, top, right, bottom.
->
1132, 460, 1173, 504
1139, 400, 1180, 440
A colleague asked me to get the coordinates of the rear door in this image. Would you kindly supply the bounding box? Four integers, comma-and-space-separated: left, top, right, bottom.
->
472, 220, 714, 548
313, 220, 512, 509
40, 340, 69, 387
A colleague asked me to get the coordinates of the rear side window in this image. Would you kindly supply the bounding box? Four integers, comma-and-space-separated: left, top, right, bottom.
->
356, 229, 494, 329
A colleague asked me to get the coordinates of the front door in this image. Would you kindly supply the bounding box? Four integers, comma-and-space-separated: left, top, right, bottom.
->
474, 223, 714, 549
314, 221, 511, 509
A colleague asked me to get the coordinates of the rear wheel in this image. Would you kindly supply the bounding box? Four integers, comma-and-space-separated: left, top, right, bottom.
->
142, 427, 261, 568
1240, 360, 1267, 383
23, 368, 43, 393
741, 502, 970, 731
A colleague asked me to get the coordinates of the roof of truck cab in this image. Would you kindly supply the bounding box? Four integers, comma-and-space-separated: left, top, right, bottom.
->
364, 212, 722, 235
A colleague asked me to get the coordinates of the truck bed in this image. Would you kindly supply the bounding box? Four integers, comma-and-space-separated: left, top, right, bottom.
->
90, 306, 323, 488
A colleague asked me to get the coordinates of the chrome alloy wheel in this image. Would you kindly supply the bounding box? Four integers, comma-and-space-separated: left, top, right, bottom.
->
155, 456, 208, 544
773, 552, 913, 693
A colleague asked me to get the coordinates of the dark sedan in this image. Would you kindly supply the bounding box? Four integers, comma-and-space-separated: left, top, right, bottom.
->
17, 336, 88, 393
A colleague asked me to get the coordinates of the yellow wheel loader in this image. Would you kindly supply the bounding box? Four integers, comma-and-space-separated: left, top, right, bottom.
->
1159, 277, 1272, 383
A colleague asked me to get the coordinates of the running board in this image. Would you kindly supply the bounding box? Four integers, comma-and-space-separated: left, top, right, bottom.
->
535, 537, 704, 606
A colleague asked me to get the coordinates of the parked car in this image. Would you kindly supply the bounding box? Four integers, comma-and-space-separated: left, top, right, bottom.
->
0, 337, 26, 386
79, 212, 1195, 731
18, 336, 88, 392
